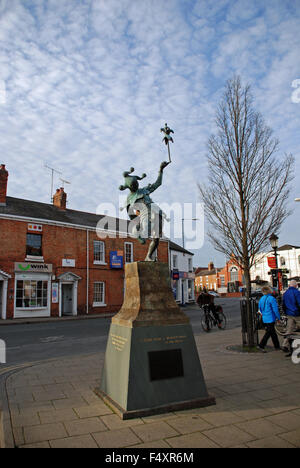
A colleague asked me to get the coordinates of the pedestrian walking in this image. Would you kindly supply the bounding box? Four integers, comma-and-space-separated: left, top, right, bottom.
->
257, 286, 281, 353
282, 280, 300, 355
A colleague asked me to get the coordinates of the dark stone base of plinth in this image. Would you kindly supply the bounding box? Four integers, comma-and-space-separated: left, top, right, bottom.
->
95, 387, 216, 420
96, 262, 215, 419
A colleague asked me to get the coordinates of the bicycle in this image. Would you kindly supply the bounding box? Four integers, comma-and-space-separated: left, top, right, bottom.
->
274, 313, 288, 336
200, 304, 227, 333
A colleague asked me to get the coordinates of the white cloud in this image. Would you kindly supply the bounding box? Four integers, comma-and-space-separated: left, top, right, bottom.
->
0, 0, 299, 266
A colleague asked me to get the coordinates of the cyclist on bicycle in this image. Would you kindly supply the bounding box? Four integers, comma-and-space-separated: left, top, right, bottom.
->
197, 288, 223, 328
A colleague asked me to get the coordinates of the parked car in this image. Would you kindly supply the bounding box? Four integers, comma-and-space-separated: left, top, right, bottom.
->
250, 289, 263, 299
251, 287, 279, 300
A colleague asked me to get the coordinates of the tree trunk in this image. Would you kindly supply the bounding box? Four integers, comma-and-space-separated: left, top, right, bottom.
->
243, 265, 255, 348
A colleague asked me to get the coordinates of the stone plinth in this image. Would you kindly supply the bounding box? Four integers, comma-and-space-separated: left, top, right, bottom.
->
96, 262, 215, 419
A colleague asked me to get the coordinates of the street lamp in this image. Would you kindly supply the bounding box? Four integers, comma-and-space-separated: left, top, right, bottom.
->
269, 233, 281, 298
269, 233, 279, 251
295, 198, 300, 202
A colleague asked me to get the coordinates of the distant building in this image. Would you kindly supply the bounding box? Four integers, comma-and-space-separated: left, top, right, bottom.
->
194, 262, 221, 293
251, 245, 300, 289
217, 255, 244, 295
169, 241, 195, 304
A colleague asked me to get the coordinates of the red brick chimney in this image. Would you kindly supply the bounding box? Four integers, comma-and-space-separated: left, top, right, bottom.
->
53, 187, 67, 210
208, 261, 215, 271
0, 164, 8, 205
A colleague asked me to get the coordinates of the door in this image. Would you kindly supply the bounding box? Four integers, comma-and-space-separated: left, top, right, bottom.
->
62, 284, 73, 315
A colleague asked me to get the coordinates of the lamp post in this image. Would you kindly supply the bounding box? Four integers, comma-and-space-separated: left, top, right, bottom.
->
269, 233, 281, 299
295, 198, 300, 202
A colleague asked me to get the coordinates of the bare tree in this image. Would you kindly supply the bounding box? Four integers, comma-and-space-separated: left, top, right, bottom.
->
199, 76, 294, 347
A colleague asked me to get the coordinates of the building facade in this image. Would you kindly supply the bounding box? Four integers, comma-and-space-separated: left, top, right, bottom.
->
217, 256, 244, 295
194, 262, 221, 293
169, 241, 195, 304
0, 165, 169, 320
194, 256, 245, 297
250, 245, 300, 289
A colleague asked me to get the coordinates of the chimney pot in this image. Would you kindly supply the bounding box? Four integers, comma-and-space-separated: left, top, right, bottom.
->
0, 164, 9, 205
53, 187, 67, 210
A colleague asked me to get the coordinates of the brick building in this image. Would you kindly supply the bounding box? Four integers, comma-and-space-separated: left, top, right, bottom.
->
194, 262, 221, 293
194, 256, 244, 296
218, 255, 244, 296
0, 165, 168, 320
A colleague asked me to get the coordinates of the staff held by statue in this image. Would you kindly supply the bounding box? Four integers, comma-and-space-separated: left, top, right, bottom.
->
161, 123, 174, 163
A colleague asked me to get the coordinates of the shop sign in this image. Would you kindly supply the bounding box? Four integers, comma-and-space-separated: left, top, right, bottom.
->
28, 223, 43, 232
15, 262, 53, 273
62, 259, 75, 267
110, 251, 123, 269
172, 270, 179, 280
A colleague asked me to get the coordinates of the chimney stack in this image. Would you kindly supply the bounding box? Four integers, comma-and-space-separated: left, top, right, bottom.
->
0, 164, 8, 205
208, 261, 215, 271
53, 187, 67, 210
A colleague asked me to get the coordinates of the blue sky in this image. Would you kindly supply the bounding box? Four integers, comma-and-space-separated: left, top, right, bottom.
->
0, 0, 299, 268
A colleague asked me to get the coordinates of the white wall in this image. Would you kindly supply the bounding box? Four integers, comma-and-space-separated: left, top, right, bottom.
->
251, 248, 300, 284
170, 249, 194, 304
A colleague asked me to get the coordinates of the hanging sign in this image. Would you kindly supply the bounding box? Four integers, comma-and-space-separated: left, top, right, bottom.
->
267, 257, 277, 269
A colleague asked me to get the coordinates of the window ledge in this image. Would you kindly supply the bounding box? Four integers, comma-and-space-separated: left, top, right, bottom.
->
93, 303, 107, 307
93, 261, 107, 266
25, 256, 44, 263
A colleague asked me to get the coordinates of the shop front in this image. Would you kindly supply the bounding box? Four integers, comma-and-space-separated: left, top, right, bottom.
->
14, 263, 52, 318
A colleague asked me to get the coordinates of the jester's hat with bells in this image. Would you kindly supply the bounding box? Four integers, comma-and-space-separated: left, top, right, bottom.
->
119, 168, 147, 212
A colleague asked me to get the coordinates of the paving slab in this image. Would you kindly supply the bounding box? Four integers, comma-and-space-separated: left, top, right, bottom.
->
1, 327, 300, 449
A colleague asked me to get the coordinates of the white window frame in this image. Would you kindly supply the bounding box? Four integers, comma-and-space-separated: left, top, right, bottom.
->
124, 242, 133, 263
173, 255, 178, 269
93, 282, 106, 307
93, 241, 106, 265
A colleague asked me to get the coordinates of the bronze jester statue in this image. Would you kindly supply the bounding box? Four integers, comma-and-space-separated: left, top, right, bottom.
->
119, 161, 170, 261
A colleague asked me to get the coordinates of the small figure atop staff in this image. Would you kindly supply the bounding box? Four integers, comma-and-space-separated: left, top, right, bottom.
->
160, 123, 174, 163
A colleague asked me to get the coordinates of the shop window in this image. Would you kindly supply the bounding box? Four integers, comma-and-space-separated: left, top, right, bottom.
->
26, 234, 42, 257
16, 280, 48, 309
93, 282, 105, 306
94, 241, 105, 263
125, 242, 133, 263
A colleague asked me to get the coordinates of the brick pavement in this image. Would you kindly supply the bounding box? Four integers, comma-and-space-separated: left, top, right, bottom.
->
2, 327, 300, 448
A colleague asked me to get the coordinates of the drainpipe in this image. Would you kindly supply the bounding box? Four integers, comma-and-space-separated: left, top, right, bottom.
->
86, 229, 89, 314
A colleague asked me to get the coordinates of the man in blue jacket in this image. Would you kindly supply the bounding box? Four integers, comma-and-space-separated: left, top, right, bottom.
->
257, 286, 281, 352
282, 280, 300, 353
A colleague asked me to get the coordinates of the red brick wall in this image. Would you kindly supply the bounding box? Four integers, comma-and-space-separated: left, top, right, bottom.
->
0, 218, 169, 319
